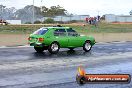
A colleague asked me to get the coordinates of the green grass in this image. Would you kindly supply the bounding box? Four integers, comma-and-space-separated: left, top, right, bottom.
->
0, 23, 132, 34
69, 23, 132, 34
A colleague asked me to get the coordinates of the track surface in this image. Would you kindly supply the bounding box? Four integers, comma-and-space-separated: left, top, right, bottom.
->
0, 42, 132, 88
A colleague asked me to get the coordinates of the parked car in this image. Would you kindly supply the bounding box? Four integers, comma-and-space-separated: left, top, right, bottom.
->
28, 26, 96, 54
0, 19, 8, 25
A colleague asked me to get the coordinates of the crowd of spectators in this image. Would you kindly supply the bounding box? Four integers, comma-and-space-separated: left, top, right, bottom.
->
85, 16, 100, 27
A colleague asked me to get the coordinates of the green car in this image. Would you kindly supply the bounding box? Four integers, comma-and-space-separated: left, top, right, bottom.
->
28, 26, 96, 54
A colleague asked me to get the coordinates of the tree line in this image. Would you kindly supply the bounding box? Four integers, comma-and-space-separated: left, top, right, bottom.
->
0, 5, 67, 23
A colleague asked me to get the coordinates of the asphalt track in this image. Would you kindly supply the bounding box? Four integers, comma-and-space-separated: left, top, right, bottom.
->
0, 42, 132, 88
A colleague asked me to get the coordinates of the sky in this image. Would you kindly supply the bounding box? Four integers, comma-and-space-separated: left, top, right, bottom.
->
0, 0, 132, 16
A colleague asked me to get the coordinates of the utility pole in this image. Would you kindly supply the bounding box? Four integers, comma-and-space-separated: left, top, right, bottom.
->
41, 0, 43, 23
41, 0, 43, 12
32, 0, 35, 24
40, 0, 43, 12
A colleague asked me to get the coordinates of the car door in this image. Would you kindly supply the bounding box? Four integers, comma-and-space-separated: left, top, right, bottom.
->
66, 28, 83, 47
53, 29, 68, 47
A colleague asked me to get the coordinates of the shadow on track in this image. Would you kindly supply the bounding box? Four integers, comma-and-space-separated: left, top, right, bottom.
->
32, 49, 93, 60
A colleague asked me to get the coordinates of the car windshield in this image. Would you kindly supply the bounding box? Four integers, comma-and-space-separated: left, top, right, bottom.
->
33, 28, 48, 35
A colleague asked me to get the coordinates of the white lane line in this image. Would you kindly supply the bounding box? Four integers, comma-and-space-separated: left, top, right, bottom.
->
0, 46, 6, 48
17, 45, 31, 48
97, 41, 128, 44
0, 45, 32, 48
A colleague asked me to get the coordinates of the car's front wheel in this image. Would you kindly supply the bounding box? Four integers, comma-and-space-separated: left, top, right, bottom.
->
48, 42, 60, 54
83, 41, 92, 52
34, 46, 45, 53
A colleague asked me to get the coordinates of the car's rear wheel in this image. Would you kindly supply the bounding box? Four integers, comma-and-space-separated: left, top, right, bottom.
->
83, 41, 92, 52
48, 42, 60, 54
34, 46, 45, 53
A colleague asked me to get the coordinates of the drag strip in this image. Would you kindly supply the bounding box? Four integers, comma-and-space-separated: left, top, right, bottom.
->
0, 42, 132, 88
0, 41, 132, 63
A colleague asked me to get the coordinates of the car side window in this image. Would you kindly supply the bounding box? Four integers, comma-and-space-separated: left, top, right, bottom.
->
54, 29, 66, 36
67, 28, 78, 36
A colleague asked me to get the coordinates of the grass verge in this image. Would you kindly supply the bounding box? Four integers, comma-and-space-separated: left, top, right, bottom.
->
0, 23, 132, 34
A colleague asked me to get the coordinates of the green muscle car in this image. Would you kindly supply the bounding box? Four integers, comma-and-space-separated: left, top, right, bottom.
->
28, 26, 96, 54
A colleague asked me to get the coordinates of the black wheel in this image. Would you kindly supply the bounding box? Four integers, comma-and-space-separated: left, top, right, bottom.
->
48, 42, 60, 54
83, 41, 92, 52
34, 46, 44, 53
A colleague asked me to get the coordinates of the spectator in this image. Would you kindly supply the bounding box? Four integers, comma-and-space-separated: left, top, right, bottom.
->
89, 17, 92, 24
97, 15, 100, 21
93, 17, 98, 27
85, 17, 89, 23
91, 17, 94, 24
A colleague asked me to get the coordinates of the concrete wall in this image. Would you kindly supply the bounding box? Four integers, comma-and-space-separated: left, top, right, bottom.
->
41, 15, 90, 22
105, 14, 132, 22
105, 14, 116, 22
6, 20, 21, 24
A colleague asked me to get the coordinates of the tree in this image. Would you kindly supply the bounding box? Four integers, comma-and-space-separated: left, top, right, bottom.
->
43, 18, 55, 24
0, 4, 69, 23
15, 5, 67, 23
15, 5, 42, 23
100, 15, 105, 20
34, 20, 41, 24
41, 6, 48, 16
41, 5, 67, 17
129, 10, 132, 15
0, 5, 6, 19
0, 5, 16, 20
